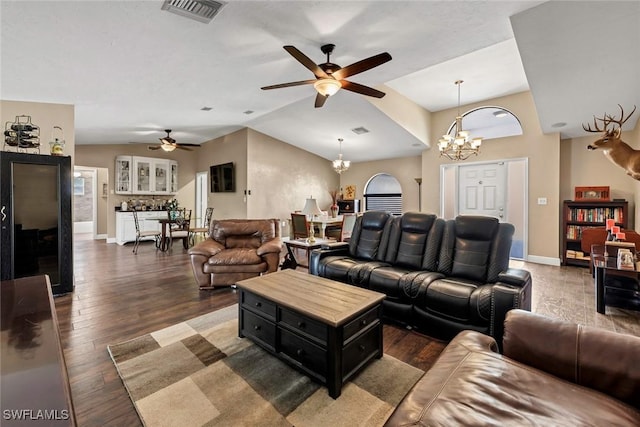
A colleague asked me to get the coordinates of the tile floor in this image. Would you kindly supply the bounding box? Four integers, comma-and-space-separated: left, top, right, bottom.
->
511, 260, 640, 336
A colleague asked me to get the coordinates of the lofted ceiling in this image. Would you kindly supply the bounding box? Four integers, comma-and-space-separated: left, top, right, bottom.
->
1, 1, 638, 164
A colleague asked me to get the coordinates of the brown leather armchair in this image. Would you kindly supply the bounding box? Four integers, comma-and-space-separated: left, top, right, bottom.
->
188, 219, 282, 289
386, 309, 640, 426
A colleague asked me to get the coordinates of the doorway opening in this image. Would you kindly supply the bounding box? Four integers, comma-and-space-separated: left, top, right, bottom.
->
195, 171, 208, 227
440, 158, 528, 260
73, 166, 97, 239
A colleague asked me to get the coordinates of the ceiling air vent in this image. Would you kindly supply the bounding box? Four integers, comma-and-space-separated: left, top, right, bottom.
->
161, 0, 226, 24
351, 126, 370, 135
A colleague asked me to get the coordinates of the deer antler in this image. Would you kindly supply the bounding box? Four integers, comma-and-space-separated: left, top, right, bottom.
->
583, 104, 637, 133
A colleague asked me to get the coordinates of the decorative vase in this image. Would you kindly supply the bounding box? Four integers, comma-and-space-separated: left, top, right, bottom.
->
330, 204, 339, 218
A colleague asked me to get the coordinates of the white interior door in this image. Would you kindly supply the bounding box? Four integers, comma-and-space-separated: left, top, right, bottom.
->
195, 171, 208, 227
457, 162, 506, 220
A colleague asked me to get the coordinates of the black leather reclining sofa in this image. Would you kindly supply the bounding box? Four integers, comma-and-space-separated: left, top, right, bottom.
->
309, 211, 532, 347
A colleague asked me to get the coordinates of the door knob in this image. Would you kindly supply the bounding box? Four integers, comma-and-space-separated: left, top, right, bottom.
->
1, 206, 5, 221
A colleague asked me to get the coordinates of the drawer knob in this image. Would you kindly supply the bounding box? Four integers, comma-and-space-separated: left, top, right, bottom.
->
255, 302, 262, 307
297, 321, 305, 328
361, 319, 367, 326
359, 344, 366, 352
296, 349, 304, 357
254, 325, 261, 331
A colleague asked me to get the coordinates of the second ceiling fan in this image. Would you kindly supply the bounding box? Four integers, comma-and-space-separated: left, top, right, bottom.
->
261, 44, 392, 108
148, 129, 200, 152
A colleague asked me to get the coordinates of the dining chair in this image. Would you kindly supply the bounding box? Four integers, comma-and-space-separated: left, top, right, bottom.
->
291, 212, 313, 239
339, 213, 358, 242
189, 207, 213, 246
131, 210, 161, 254
167, 208, 192, 250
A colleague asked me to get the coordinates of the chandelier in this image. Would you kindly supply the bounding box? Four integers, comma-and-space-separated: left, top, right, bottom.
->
438, 80, 482, 161
332, 138, 350, 174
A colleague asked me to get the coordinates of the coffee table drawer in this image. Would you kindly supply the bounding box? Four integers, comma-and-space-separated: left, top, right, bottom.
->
279, 328, 327, 378
343, 305, 380, 342
280, 307, 327, 344
342, 323, 381, 378
241, 309, 276, 351
241, 290, 277, 319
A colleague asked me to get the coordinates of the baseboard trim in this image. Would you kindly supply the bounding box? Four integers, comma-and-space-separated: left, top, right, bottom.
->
526, 255, 561, 266
96, 234, 107, 240
106, 237, 117, 244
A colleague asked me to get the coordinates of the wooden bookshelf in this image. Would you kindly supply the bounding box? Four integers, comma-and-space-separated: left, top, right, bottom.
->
561, 200, 628, 267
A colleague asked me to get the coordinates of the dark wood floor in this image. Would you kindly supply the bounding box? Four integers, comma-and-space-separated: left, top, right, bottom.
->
56, 238, 446, 426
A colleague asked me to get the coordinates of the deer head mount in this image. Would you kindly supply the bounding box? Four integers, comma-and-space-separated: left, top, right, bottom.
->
583, 104, 639, 180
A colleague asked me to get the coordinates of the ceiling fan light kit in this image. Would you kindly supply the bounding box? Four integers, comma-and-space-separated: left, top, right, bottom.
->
314, 78, 341, 97
261, 43, 391, 108
438, 80, 482, 161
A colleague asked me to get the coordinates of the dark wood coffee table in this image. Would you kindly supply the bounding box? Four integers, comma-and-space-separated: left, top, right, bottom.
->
236, 269, 385, 398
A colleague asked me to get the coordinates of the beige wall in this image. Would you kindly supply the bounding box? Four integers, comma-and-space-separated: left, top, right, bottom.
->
560, 130, 637, 230
1, 100, 75, 158
194, 129, 248, 219
247, 129, 340, 223
338, 156, 422, 213
424, 91, 561, 262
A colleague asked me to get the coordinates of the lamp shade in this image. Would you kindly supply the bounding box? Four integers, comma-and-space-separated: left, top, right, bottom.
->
301, 197, 323, 217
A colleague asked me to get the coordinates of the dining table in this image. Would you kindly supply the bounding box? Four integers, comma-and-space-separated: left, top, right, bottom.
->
310, 215, 343, 239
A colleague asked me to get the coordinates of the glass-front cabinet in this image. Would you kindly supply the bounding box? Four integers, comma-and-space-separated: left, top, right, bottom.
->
170, 160, 178, 193
134, 157, 151, 193
115, 155, 132, 194
153, 160, 169, 193
116, 156, 177, 195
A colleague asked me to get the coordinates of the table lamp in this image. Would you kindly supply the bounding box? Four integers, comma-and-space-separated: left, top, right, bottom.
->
302, 196, 323, 243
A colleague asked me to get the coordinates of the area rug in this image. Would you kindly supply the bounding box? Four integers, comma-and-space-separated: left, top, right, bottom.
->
108, 305, 425, 427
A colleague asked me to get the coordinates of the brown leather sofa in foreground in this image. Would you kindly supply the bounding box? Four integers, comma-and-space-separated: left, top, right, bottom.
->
188, 219, 282, 289
385, 309, 640, 426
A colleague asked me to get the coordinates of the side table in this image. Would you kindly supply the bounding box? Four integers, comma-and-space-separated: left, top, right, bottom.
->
283, 238, 335, 269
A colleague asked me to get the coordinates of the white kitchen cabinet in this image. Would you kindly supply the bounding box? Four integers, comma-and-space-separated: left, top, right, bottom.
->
115, 156, 133, 194
154, 160, 170, 193
122, 156, 176, 195
170, 160, 178, 193
115, 211, 164, 245
133, 157, 152, 193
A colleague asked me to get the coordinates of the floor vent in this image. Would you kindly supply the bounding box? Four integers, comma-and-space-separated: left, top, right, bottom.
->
161, 0, 226, 24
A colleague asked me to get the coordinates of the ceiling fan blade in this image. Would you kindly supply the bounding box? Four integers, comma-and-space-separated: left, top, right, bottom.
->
148, 146, 161, 150
332, 52, 392, 80
341, 80, 386, 98
176, 143, 200, 147
261, 79, 317, 90
283, 45, 329, 79
176, 145, 193, 151
314, 92, 328, 108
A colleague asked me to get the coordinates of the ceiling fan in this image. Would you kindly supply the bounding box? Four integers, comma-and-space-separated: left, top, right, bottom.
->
261, 44, 392, 108
148, 129, 200, 152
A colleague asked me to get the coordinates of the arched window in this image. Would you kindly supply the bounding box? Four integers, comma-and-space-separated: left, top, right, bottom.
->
363, 173, 403, 215
446, 106, 523, 140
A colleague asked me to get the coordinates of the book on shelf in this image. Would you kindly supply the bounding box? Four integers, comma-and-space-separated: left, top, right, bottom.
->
567, 207, 624, 224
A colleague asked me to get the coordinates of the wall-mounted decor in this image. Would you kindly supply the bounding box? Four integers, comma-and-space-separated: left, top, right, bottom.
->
344, 185, 356, 200
583, 104, 639, 181
210, 162, 235, 193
